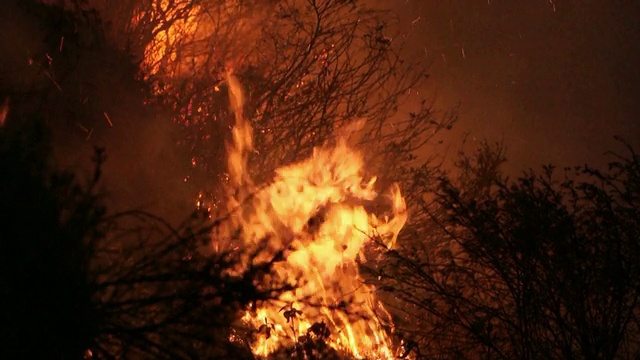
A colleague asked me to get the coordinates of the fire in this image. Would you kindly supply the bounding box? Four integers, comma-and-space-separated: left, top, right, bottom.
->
133, 3, 409, 356
224, 72, 407, 358
132, 0, 201, 78
133, 0, 268, 82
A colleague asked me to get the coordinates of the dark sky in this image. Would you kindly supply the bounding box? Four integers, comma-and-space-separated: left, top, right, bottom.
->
375, 0, 640, 172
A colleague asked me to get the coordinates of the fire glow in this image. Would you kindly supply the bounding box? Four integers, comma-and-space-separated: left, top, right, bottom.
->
223, 72, 407, 358
134, 2, 410, 356
132, 0, 201, 78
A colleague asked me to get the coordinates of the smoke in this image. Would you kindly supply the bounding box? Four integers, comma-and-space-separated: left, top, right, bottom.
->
0, 1, 47, 94
372, 0, 640, 172
0, 1, 195, 224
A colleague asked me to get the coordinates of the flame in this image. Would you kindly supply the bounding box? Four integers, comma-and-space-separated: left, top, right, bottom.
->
134, 3, 409, 355
132, 0, 201, 78
224, 72, 407, 358
133, 1, 267, 82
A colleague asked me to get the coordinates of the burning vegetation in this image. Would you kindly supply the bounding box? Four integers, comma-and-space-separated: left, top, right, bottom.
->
125, 0, 426, 354
1, 1, 640, 360
223, 72, 407, 358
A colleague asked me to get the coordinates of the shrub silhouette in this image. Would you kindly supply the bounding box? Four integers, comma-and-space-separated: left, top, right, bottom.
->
0, 112, 103, 359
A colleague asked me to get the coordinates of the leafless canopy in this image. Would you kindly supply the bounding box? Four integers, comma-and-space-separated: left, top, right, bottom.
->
106, 0, 454, 203
366, 144, 640, 360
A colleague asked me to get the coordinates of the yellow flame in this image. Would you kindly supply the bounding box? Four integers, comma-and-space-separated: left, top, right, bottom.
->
224, 72, 407, 358
134, 0, 266, 82
132, 0, 201, 78
134, 4, 408, 356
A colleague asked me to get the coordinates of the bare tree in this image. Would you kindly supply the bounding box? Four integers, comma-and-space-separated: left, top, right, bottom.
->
0, 106, 300, 359
1, 1, 460, 358
367, 142, 640, 360
103, 0, 454, 207
89, 207, 300, 359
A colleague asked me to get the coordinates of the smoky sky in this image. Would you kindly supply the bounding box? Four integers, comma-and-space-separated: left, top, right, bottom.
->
0, 1, 195, 224
3, 0, 639, 223
375, 0, 640, 172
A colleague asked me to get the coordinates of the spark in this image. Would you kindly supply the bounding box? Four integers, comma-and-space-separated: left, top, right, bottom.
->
59, 36, 64, 52
0, 98, 8, 126
76, 122, 90, 134
411, 16, 421, 26
45, 71, 62, 91
0, 106, 8, 126
103, 112, 113, 128
461, 47, 466, 59
28, 54, 62, 91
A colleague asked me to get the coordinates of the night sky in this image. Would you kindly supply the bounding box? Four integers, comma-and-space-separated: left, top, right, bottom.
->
2, 0, 638, 218
376, 0, 640, 172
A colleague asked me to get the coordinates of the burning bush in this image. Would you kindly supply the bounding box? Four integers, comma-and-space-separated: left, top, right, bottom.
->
119, 0, 453, 207
217, 73, 408, 358
0, 109, 301, 358
1, 1, 453, 358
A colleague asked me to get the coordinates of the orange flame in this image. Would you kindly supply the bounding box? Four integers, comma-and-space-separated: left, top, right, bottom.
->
224, 72, 407, 358
134, 1, 265, 82
132, 0, 201, 78
134, 5, 408, 356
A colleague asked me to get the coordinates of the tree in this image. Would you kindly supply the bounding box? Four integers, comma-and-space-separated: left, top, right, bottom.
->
0, 110, 104, 359
1, 0, 197, 221
0, 4, 299, 351
0, 106, 301, 359
1, 1, 456, 358
106, 0, 454, 207
368, 142, 640, 359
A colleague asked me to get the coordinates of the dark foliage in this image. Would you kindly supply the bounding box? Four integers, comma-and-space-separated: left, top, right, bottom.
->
0, 112, 103, 359
369, 142, 640, 359
0, 106, 300, 359
0, 2, 383, 359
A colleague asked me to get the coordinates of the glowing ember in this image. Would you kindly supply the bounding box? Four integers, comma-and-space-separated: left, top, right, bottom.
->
224, 71, 407, 358
0, 98, 8, 126
133, 0, 262, 83
132, 0, 201, 78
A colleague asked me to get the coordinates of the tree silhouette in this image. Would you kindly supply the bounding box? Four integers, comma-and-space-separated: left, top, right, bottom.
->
0, 3, 297, 351
1, 108, 301, 359
0, 111, 103, 359
369, 142, 640, 359
111, 0, 454, 206
1, 1, 456, 358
